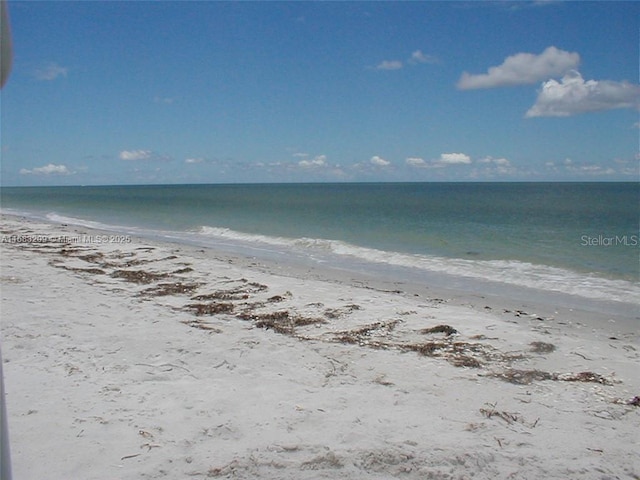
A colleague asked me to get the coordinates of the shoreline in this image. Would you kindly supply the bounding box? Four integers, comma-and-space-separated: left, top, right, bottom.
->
1, 215, 639, 479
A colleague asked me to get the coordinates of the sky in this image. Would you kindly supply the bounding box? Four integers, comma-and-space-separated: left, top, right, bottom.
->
1, 0, 639, 186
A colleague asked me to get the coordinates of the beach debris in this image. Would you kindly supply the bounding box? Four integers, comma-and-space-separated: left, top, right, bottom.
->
121, 453, 142, 460
480, 403, 521, 424
627, 396, 640, 406
184, 302, 234, 316
141, 282, 201, 297
529, 341, 556, 353
331, 320, 400, 347
111, 269, 170, 284
191, 282, 267, 302
238, 310, 327, 335
324, 304, 362, 319
60, 265, 106, 275
420, 324, 458, 336
172, 266, 194, 274
489, 369, 614, 386
402, 339, 504, 369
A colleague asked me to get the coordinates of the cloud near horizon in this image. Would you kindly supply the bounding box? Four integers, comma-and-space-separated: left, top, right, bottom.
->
20, 163, 72, 175
370, 155, 391, 166
525, 70, 640, 117
298, 154, 328, 168
457, 46, 579, 89
405, 153, 473, 168
119, 150, 153, 161
437, 153, 472, 165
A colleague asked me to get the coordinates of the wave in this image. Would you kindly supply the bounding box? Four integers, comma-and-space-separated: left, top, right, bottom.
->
196, 225, 640, 304
4, 209, 637, 304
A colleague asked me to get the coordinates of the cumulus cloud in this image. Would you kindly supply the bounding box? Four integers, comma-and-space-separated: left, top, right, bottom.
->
457, 46, 580, 90
298, 154, 327, 168
437, 153, 471, 165
185, 157, 204, 164
525, 70, 640, 117
477, 156, 513, 174
376, 60, 403, 71
20, 163, 72, 175
34, 62, 68, 81
405, 153, 472, 169
478, 156, 510, 166
119, 149, 153, 161
370, 155, 391, 166
405, 157, 427, 167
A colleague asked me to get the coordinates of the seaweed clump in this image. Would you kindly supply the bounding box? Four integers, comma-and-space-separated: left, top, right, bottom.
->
490, 369, 613, 386
111, 269, 169, 284
420, 324, 458, 336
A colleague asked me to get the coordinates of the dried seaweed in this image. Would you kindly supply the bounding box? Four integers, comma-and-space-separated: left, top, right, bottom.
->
111, 269, 170, 284
324, 304, 362, 319
490, 369, 613, 385
489, 369, 553, 385
420, 324, 459, 336
184, 302, 235, 316
61, 266, 106, 275
555, 371, 612, 385
267, 295, 286, 303
77, 253, 104, 263
529, 341, 556, 353
402, 340, 488, 368
172, 267, 194, 274
238, 311, 326, 335
192, 290, 250, 301
141, 282, 201, 297
332, 320, 399, 346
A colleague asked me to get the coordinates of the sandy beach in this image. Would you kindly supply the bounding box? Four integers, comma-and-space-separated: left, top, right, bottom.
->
1, 214, 638, 479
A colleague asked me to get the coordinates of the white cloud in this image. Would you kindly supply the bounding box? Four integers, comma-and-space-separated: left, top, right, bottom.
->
119, 149, 152, 161
370, 155, 391, 166
376, 60, 403, 71
525, 70, 640, 117
406, 153, 472, 169
34, 62, 68, 81
20, 163, 72, 175
185, 157, 204, 164
476, 156, 513, 175
479, 156, 510, 166
405, 157, 427, 167
437, 153, 471, 165
409, 50, 437, 65
298, 154, 327, 168
457, 46, 580, 90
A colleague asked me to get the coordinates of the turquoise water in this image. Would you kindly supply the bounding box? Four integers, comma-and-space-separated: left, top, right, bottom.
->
1, 182, 638, 302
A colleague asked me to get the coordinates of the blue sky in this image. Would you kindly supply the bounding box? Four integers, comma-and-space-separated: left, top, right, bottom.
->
1, 0, 639, 185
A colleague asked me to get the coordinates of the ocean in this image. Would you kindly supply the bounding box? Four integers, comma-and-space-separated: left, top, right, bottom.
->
1, 182, 638, 305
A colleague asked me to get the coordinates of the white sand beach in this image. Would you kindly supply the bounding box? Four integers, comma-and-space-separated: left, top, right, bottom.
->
1, 215, 638, 479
